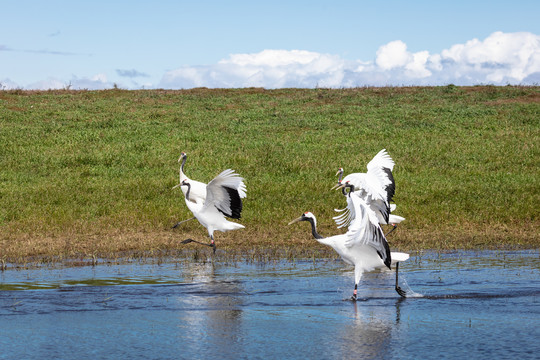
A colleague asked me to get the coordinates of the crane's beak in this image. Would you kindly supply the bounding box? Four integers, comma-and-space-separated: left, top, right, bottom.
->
288, 217, 303, 225
331, 183, 345, 191
335, 170, 342, 176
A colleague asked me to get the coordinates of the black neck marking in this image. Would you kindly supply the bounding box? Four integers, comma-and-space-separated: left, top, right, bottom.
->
306, 217, 323, 240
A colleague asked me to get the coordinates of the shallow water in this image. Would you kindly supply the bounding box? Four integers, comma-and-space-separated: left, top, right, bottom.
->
0, 250, 538, 359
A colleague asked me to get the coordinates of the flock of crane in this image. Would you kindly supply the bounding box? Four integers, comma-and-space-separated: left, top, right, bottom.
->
173, 149, 409, 300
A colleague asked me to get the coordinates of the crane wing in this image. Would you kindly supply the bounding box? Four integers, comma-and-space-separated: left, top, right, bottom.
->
341, 149, 395, 223
367, 148, 395, 173
366, 149, 395, 204
344, 192, 391, 269
343, 173, 386, 203
333, 192, 355, 229
204, 169, 245, 219
339, 175, 391, 224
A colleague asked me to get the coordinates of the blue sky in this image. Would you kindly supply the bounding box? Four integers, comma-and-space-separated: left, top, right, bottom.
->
2, 0, 540, 89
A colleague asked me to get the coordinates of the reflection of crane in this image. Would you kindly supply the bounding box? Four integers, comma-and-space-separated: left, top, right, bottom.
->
175, 262, 244, 357
333, 149, 404, 234
180, 169, 246, 253
172, 152, 246, 228
289, 184, 408, 300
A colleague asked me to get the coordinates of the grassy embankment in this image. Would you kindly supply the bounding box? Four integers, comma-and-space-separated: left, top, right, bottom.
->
0, 86, 538, 265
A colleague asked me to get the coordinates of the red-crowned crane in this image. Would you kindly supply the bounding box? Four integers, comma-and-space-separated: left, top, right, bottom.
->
289, 183, 408, 300
180, 169, 246, 253
172, 152, 246, 228
333, 149, 404, 235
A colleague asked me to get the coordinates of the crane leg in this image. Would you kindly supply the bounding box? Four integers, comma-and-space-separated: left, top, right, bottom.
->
385, 224, 398, 237
351, 284, 358, 301
210, 236, 216, 254
181, 238, 214, 248
181, 236, 216, 254
395, 262, 407, 298
172, 217, 196, 229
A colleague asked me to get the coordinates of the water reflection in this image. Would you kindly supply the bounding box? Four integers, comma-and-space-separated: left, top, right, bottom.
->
0, 251, 538, 359
331, 300, 401, 359
174, 262, 246, 358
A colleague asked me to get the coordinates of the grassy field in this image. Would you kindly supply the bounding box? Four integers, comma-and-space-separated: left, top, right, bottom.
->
0, 86, 538, 265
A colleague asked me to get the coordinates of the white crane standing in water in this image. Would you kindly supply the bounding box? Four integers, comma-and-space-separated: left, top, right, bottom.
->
179, 169, 246, 253
333, 149, 404, 235
289, 183, 409, 300
172, 152, 247, 228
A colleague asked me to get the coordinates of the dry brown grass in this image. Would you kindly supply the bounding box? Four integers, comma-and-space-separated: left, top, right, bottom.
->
1, 221, 537, 267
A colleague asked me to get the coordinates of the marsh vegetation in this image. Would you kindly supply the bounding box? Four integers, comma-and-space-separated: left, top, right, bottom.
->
0, 86, 538, 264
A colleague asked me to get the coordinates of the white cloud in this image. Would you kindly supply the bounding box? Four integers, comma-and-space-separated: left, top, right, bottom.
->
159, 32, 540, 88
221, 49, 321, 67
69, 74, 120, 90
0, 78, 20, 90
375, 40, 410, 70
405, 51, 432, 78
27, 78, 66, 90
160, 50, 351, 88
7, 31, 540, 90
23, 74, 114, 90
439, 31, 540, 84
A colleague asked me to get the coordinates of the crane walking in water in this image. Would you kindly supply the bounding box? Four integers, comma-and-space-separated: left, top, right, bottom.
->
289, 183, 408, 300
179, 169, 246, 253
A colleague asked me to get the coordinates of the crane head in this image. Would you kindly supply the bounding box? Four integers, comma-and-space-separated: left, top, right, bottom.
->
288, 211, 316, 227
178, 152, 187, 162
334, 180, 355, 195
331, 168, 344, 190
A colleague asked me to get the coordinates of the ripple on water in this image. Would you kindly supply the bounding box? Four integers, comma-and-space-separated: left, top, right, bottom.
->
0, 250, 538, 359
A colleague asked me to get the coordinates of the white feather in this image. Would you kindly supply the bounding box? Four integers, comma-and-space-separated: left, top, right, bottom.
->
335, 149, 396, 226
182, 169, 246, 243
178, 153, 246, 205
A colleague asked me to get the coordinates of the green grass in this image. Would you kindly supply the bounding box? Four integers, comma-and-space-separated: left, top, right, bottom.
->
0, 86, 538, 263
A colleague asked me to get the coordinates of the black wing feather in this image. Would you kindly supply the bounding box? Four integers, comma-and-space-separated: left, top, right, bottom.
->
375, 226, 392, 269
382, 167, 395, 204
217, 186, 243, 219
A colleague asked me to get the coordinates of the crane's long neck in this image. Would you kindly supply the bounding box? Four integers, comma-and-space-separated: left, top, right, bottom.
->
179, 156, 187, 181
184, 182, 191, 200
341, 182, 355, 196
306, 218, 324, 240
337, 170, 343, 183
